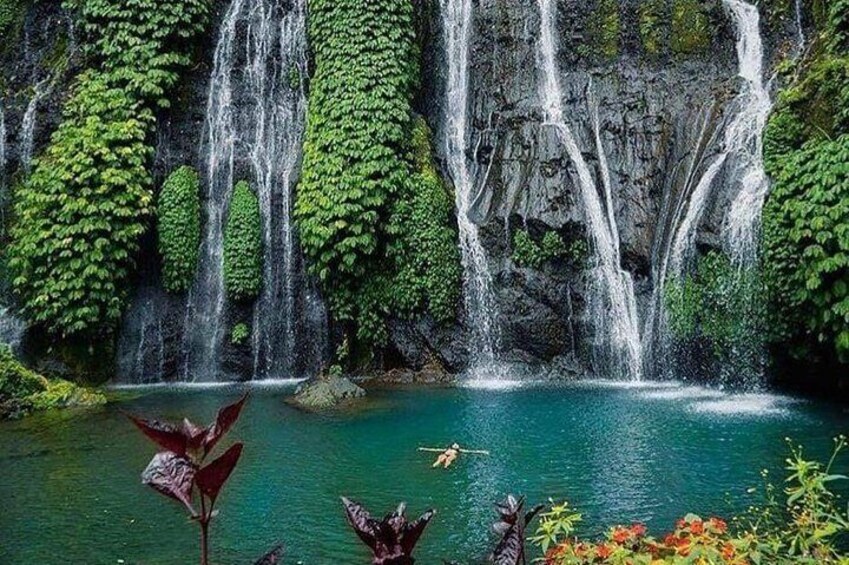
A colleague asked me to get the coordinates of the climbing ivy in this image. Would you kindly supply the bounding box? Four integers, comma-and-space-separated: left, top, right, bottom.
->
512, 228, 586, 270
0, 0, 27, 44
762, 0, 849, 363
8, 0, 210, 337
296, 0, 459, 356
584, 0, 621, 60
157, 166, 200, 293
639, 0, 667, 57
670, 0, 711, 56
223, 181, 263, 302
8, 73, 153, 336
387, 117, 461, 325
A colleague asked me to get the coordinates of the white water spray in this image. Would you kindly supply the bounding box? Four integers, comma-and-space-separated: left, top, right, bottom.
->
183, 0, 308, 381
537, 0, 643, 380
440, 0, 503, 378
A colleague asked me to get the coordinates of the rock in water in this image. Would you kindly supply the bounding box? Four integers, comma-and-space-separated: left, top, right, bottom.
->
289, 375, 366, 410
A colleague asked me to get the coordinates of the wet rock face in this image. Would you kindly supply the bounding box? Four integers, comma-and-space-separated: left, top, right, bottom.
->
417, 0, 792, 373
289, 375, 366, 411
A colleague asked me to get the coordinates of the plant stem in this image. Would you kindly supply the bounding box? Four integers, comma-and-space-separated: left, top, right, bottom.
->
200, 520, 209, 565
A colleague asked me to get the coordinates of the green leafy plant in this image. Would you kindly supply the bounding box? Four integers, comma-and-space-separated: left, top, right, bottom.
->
223, 181, 263, 302
512, 229, 583, 269
670, 0, 711, 56
639, 0, 667, 56
157, 166, 201, 293
230, 323, 249, 346
296, 0, 459, 358
585, 0, 621, 60
8, 0, 210, 338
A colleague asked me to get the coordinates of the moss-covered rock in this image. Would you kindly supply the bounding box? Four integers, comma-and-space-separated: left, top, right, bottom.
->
0, 346, 106, 420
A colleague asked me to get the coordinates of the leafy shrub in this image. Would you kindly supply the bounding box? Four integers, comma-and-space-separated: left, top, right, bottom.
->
762, 137, 849, 361
67, 0, 211, 106
0, 345, 45, 403
513, 229, 584, 269
296, 0, 459, 355
670, 0, 711, 56
157, 166, 201, 293
9, 0, 210, 338
223, 181, 263, 302
8, 73, 154, 336
638, 0, 666, 56
387, 117, 461, 324
535, 437, 849, 564
585, 0, 621, 60
762, 4, 849, 363
230, 323, 249, 346
0, 0, 26, 42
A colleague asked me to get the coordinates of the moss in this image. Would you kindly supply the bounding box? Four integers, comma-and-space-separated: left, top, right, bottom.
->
639, 0, 667, 57
585, 0, 621, 60
670, 0, 711, 56
0, 345, 105, 420
223, 181, 263, 301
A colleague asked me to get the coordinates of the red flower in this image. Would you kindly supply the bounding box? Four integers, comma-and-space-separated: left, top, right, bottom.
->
596, 544, 613, 559
690, 519, 704, 535
722, 542, 736, 561
710, 517, 728, 534
630, 523, 647, 537
676, 518, 687, 530
612, 527, 630, 544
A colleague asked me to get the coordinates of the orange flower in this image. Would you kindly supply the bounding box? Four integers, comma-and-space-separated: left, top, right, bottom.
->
710, 517, 728, 534
631, 523, 647, 537
690, 520, 704, 535
676, 518, 687, 530
612, 527, 630, 544
722, 542, 736, 561
596, 544, 613, 559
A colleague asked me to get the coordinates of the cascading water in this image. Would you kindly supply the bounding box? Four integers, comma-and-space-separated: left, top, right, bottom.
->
19, 80, 48, 173
536, 0, 643, 380
440, 0, 504, 378
0, 100, 25, 350
722, 0, 773, 267
646, 0, 772, 382
183, 0, 308, 381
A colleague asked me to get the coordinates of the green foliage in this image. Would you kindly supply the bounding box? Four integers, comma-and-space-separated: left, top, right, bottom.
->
670, 0, 711, 56
638, 0, 666, 56
8, 0, 210, 338
157, 166, 201, 293
762, 6, 849, 363
762, 136, 849, 361
0, 345, 104, 420
585, 0, 621, 60
664, 251, 765, 358
230, 323, 249, 346
512, 229, 585, 269
8, 73, 154, 336
67, 0, 210, 106
536, 438, 849, 564
0, 0, 27, 43
387, 117, 461, 324
223, 181, 263, 302
296, 0, 459, 354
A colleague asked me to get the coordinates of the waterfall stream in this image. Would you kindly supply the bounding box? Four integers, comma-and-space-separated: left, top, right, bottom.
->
0, 100, 25, 350
19, 80, 48, 174
537, 0, 643, 380
440, 0, 504, 379
183, 0, 308, 381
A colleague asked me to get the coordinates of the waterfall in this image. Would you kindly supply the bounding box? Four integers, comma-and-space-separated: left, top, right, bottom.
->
19, 80, 48, 173
0, 99, 7, 220
183, 0, 308, 381
723, 0, 772, 267
536, 0, 643, 380
248, 0, 308, 379
440, 0, 504, 378
794, 0, 805, 54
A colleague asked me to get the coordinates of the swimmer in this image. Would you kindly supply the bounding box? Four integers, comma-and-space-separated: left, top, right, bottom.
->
432, 443, 461, 468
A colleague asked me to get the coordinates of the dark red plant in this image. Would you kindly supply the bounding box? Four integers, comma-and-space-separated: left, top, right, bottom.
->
342, 497, 435, 565
254, 545, 284, 564
129, 394, 248, 565
490, 495, 543, 565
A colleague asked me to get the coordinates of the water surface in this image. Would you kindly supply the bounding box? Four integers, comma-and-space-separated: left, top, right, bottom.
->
1, 382, 846, 564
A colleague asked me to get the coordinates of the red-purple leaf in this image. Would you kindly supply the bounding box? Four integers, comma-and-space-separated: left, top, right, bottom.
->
203, 394, 248, 455
182, 418, 207, 454
196, 443, 243, 504
141, 451, 197, 516
342, 497, 377, 549
129, 416, 188, 456
401, 509, 435, 554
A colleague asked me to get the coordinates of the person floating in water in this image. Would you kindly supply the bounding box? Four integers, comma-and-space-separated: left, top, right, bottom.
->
433, 443, 461, 468
418, 444, 490, 469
